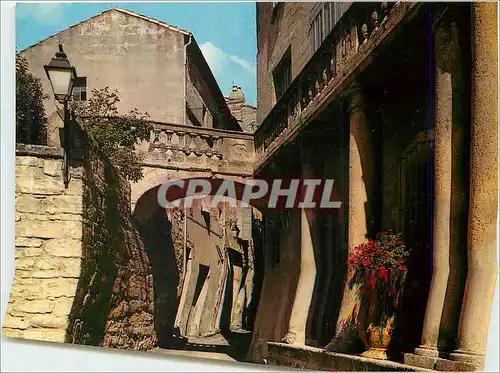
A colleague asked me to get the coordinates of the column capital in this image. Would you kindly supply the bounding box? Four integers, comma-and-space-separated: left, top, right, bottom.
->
343, 83, 365, 114
434, 19, 459, 73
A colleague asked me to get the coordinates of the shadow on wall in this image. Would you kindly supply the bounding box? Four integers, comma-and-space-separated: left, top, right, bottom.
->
67, 142, 158, 350
133, 192, 182, 348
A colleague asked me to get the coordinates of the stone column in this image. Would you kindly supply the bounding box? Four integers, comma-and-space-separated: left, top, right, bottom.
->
347, 85, 372, 248
281, 147, 317, 345
327, 84, 373, 352
450, 3, 498, 369
413, 18, 457, 359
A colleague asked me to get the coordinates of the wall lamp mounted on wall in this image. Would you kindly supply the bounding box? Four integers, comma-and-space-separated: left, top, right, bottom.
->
44, 44, 77, 188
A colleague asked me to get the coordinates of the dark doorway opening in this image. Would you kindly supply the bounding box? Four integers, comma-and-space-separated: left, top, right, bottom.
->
392, 134, 434, 358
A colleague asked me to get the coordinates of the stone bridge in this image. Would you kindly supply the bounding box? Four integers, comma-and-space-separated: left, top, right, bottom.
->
132, 121, 255, 210
5, 121, 259, 351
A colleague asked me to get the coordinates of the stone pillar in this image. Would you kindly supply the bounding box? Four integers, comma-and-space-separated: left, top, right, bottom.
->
347, 85, 373, 248
281, 147, 317, 345
327, 84, 373, 352
450, 3, 498, 369
413, 18, 457, 359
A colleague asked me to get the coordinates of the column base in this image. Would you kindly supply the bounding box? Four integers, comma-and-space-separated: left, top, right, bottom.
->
449, 350, 485, 371
281, 332, 299, 345
404, 353, 477, 371
414, 346, 440, 358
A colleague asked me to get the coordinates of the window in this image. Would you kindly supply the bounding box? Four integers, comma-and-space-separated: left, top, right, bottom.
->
310, 2, 347, 52
72, 77, 87, 101
273, 47, 291, 100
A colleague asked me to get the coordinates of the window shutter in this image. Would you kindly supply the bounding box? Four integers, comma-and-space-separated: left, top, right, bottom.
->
238, 207, 252, 241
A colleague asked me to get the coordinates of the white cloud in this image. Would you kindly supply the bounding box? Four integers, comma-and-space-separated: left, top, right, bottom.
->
200, 41, 255, 75
228, 55, 254, 71
16, 3, 65, 25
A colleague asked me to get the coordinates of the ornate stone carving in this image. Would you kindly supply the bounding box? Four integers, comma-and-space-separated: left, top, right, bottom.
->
359, 23, 369, 51
233, 143, 248, 158
330, 51, 336, 79
381, 2, 390, 24
371, 9, 380, 34
336, 21, 359, 74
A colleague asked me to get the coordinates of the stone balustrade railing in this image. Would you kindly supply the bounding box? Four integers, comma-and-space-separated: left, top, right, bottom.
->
149, 124, 221, 159
142, 121, 255, 176
254, 2, 415, 170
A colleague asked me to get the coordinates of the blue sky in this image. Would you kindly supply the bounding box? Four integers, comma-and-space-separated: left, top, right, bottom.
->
16, 2, 257, 106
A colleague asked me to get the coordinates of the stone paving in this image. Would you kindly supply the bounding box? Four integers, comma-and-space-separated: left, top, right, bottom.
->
152, 330, 252, 363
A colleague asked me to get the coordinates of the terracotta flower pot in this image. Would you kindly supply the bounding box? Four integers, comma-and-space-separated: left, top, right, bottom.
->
360, 317, 394, 360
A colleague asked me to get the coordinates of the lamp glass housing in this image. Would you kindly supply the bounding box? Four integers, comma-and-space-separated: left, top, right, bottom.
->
45, 67, 76, 102
43, 45, 77, 103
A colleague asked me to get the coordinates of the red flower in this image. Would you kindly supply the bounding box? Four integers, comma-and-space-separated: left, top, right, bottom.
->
400, 264, 408, 271
362, 259, 371, 267
379, 268, 389, 284
367, 270, 377, 291
397, 240, 404, 245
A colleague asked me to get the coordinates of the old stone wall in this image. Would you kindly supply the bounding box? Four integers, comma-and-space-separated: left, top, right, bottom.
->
3, 145, 84, 342
256, 2, 314, 124
4, 141, 158, 350
67, 136, 157, 350
225, 86, 258, 133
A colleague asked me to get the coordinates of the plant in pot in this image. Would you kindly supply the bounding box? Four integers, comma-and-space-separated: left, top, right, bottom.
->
347, 230, 409, 360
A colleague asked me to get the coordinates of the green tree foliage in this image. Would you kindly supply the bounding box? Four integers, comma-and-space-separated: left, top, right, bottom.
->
16, 53, 48, 144
72, 87, 152, 182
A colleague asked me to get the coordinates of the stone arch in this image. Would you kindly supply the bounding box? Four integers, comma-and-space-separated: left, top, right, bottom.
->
131, 167, 216, 211
131, 171, 265, 344
133, 186, 184, 348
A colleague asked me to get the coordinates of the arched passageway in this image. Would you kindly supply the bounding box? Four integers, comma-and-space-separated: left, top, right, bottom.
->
133, 187, 184, 348
132, 179, 265, 355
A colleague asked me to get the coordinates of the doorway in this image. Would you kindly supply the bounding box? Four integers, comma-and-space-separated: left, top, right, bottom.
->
393, 131, 434, 357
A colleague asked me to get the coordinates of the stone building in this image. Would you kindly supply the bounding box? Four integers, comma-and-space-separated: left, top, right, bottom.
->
6, 7, 260, 350
248, 2, 497, 372
5, 2, 498, 371
225, 85, 258, 133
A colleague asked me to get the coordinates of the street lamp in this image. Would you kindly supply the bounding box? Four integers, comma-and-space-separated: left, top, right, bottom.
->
44, 44, 77, 187
231, 222, 240, 240
44, 44, 77, 103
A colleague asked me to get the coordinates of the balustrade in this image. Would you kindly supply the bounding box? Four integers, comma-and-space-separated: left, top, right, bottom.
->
145, 121, 254, 176
149, 125, 224, 159
254, 2, 409, 161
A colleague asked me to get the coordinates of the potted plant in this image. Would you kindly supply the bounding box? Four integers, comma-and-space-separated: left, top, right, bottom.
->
347, 230, 409, 360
